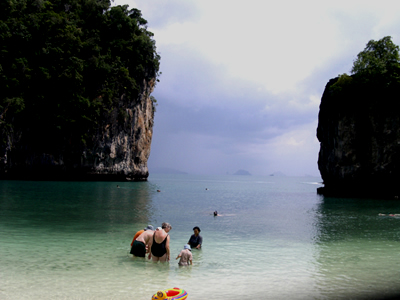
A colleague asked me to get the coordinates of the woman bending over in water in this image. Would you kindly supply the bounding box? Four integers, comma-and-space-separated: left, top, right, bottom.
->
149, 222, 172, 262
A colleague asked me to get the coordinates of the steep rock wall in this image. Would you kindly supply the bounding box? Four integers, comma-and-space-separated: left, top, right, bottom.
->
0, 78, 156, 181
317, 77, 400, 198
84, 77, 156, 181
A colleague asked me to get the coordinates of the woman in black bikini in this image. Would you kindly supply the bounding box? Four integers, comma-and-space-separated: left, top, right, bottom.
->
149, 222, 172, 262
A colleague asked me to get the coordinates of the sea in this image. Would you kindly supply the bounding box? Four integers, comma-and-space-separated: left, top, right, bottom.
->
1, 174, 400, 300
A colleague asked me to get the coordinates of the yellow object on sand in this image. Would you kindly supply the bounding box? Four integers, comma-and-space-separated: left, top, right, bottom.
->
151, 287, 188, 300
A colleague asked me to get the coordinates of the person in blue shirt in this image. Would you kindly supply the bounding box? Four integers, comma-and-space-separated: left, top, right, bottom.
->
188, 226, 202, 249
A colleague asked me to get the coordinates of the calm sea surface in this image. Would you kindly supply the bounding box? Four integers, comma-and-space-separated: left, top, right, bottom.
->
1, 174, 400, 300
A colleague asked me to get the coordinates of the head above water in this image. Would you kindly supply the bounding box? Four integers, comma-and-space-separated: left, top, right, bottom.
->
193, 226, 201, 233
184, 244, 191, 251
161, 222, 172, 231
144, 225, 154, 231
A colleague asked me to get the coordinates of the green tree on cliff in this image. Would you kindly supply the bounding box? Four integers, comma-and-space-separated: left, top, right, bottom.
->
0, 0, 160, 151
351, 36, 400, 76
329, 37, 400, 104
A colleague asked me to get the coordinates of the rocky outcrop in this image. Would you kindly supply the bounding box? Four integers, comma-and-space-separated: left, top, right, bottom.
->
317, 76, 400, 198
0, 78, 156, 181
84, 77, 156, 181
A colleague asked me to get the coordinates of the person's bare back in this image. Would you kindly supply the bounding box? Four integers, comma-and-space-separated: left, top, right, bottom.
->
149, 223, 172, 262
153, 228, 168, 244
136, 230, 154, 252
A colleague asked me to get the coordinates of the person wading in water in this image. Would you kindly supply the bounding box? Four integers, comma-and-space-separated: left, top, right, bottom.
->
149, 222, 172, 262
188, 226, 202, 249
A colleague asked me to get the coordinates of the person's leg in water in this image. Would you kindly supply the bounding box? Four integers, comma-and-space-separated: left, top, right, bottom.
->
152, 253, 167, 262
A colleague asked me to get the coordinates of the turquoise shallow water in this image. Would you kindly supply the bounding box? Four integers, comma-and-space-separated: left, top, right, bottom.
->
1, 174, 400, 299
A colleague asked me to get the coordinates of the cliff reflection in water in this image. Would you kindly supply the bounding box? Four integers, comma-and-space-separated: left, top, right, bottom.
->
311, 197, 400, 299
0, 181, 155, 233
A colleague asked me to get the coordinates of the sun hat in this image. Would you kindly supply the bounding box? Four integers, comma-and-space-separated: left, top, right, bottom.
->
184, 244, 191, 251
144, 225, 154, 231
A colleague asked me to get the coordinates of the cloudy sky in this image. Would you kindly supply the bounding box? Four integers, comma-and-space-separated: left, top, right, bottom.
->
113, 0, 400, 176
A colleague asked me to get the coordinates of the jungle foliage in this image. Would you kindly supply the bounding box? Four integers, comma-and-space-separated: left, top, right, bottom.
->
0, 0, 160, 150
351, 36, 400, 76
330, 36, 400, 98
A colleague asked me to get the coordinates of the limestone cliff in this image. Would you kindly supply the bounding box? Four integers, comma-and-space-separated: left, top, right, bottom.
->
0, 2, 161, 181
317, 75, 400, 198
84, 77, 156, 181
0, 77, 156, 181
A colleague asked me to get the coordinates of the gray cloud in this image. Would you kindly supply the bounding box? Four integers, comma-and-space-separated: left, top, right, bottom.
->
114, 0, 400, 176
149, 45, 323, 175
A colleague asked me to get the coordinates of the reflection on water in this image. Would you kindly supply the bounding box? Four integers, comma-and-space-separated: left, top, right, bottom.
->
0, 180, 155, 231
312, 197, 400, 299
315, 197, 400, 242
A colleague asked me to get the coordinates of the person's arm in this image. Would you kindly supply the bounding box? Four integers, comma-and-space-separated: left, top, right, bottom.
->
196, 236, 203, 249
166, 235, 170, 261
147, 236, 153, 259
188, 234, 193, 245
145, 236, 150, 253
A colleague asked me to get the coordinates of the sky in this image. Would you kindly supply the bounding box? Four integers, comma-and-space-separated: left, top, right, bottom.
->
113, 0, 400, 176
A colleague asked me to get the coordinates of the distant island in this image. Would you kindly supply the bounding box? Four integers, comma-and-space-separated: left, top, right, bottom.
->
234, 169, 251, 175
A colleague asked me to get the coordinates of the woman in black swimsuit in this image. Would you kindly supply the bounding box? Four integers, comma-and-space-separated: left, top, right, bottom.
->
149, 222, 172, 262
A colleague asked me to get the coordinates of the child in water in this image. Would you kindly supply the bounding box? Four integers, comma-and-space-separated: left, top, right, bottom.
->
176, 244, 192, 266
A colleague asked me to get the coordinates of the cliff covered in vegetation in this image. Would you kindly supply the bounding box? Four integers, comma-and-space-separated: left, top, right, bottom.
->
317, 37, 400, 198
0, 0, 160, 180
